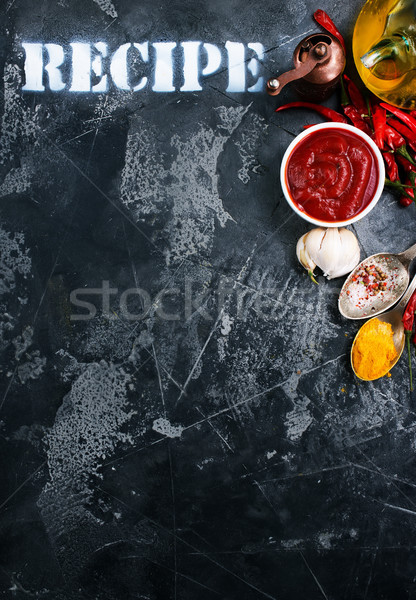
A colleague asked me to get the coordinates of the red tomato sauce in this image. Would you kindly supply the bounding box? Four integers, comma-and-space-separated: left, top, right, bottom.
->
285, 128, 379, 222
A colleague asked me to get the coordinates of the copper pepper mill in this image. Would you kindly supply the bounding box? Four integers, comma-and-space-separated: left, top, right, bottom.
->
266, 34, 346, 102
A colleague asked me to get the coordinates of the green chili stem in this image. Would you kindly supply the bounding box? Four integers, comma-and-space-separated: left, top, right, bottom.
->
396, 145, 416, 165
385, 179, 414, 190
385, 179, 416, 201
340, 77, 349, 108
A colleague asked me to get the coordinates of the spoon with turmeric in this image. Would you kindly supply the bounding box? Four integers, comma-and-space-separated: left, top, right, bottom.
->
339, 241, 416, 320
351, 273, 416, 381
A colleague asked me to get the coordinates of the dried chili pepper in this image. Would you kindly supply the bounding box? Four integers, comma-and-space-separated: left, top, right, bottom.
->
384, 124, 406, 150
397, 144, 416, 164
275, 102, 348, 123
387, 118, 416, 153
382, 125, 416, 163
399, 183, 415, 206
402, 289, 416, 391
384, 177, 416, 203
403, 289, 416, 330
396, 154, 416, 175
340, 76, 371, 133
343, 75, 368, 117
371, 101, 386, 150
399, 171, 416, 205
343, 105, 372, 135
313, 9, 346, 55
380, 102, 416, 135
382, 152, 399, 182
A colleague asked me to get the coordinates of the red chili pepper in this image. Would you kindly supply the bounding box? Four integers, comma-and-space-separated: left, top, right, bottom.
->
313, 10, 346, 55
411, 110, 416, 120
340, 74, 371, 134
396, 154, 416, 175
384, 124, 405, 150
400, 193, 414, 207
343, 105, 372, 135
275, 102, 348, 123
371, 101, 386, 149
382, 152, 399, 182
343, 75, 368, 117
403, 289, 416, 391
399, 178, 415, 206
403, 289, 416, 330
385, 172, 416, 202
380, 102, 416, 135
406, 329, 414, 391
387, 118, 416, 153
398, 144, 416, 164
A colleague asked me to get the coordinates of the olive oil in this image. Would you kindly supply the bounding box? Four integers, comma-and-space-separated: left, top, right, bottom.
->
353, 0, 416, 108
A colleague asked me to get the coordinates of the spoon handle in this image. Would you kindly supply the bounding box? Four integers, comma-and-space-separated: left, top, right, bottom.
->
399, 242, 416, 266
398, 273, 416, 311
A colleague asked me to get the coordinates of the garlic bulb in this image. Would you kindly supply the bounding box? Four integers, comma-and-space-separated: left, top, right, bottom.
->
296, 227, 360, 280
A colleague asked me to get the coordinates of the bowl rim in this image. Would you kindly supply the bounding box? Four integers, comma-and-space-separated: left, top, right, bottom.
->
280, 122, 385, 228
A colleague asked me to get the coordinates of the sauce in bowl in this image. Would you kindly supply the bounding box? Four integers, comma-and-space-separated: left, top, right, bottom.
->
284, 126, 381, 223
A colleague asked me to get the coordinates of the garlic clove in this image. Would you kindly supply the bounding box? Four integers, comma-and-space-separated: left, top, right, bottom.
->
334, 227, 360, 278
297, 227, 360, 281
296, 232, 317, 273
312, 228, 343, 279
304, 227, 331, 276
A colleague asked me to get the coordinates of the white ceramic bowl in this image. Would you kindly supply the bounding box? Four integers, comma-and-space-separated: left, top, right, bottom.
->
280, 122, 385, 227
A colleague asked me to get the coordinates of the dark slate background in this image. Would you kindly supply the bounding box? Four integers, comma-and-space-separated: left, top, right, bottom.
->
2, 0, 416, 599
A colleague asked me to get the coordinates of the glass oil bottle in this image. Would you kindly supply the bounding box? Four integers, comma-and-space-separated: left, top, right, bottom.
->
353, 0, 416, 108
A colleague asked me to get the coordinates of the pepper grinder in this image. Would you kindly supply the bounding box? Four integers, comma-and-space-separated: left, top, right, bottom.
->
267, 34, 346, 102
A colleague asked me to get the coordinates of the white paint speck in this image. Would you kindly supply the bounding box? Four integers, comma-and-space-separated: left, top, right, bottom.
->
235, 113, 268, 184
92, 0, 117, 18
17, 351, 46, 384
0, 227, 31, 292
197, 457, 214, 470
152, 417, 184, 439
281, 538, 304, 549
220, 313, 233, 336
284, 398, 313, 442
120, 105, 266, 265
38, 362, 135, 536
317, 531, 342, 549
0, 163, 32, 197
1, 63, 38, 166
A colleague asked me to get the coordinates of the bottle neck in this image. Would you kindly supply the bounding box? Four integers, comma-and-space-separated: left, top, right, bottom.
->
361, 35, 412, 79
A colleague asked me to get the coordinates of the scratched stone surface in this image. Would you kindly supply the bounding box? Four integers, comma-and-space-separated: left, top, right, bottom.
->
1, 0, 416, 599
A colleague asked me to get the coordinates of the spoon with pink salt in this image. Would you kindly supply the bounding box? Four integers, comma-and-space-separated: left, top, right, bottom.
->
338, 241, 416, 320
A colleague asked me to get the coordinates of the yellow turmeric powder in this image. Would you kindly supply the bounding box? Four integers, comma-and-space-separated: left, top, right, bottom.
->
352, 318, 398, 380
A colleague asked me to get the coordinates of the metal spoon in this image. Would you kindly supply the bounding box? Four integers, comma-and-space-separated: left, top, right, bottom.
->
339, 242, 416, 320
351, 273, 416, 381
